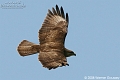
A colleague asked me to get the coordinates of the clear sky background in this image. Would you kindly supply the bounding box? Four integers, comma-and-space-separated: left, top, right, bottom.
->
0, 0, 120, 80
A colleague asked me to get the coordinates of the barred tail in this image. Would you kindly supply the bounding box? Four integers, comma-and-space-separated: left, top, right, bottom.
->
17, 40, 39, 56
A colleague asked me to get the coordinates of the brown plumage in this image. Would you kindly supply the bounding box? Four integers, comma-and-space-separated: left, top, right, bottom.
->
17, 5, 76, 70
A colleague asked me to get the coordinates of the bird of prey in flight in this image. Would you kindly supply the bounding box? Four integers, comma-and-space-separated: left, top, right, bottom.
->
17, 5, 76, 70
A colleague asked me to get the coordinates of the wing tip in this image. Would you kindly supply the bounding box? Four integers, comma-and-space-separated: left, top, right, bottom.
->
46, 5, 69, 25
47, 5, 66, 17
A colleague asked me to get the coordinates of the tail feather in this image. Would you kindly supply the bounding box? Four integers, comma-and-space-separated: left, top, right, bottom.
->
17, 40, 39, 56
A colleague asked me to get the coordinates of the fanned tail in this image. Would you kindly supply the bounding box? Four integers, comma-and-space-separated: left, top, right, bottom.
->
17, 40, 39, 56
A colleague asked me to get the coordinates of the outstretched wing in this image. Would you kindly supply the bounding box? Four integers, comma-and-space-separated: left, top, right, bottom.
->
39, 5, 69, 44
38, 5, 69, 70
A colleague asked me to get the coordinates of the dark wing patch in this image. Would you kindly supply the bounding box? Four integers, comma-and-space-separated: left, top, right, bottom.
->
56, 5, 61, 16
52, 8, 57, 15
66, 13, 69, 25
60, 7, 65, 19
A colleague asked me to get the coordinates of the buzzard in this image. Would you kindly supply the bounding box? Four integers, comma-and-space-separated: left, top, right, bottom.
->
17, 5, 76, 70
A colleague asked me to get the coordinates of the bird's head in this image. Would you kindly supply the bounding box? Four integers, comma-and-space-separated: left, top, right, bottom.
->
64, 48, 76, 57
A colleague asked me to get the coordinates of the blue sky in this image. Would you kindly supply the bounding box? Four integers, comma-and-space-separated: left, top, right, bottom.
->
0, 0, 120, 80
